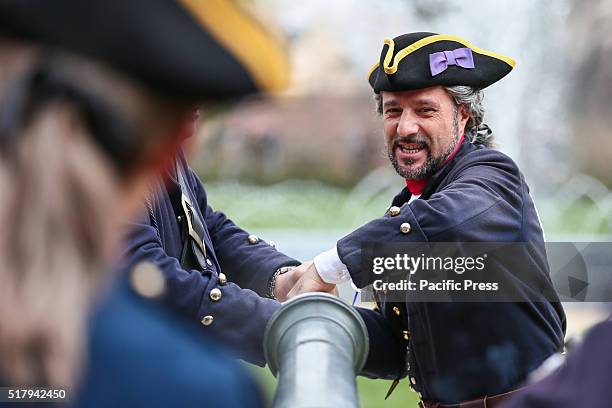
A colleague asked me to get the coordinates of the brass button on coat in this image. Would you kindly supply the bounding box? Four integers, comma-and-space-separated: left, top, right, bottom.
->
400, 222, 411, 234
389, 206, 401, 216
393, 306, 401, 316
201, 315, 214, 326
209, 288, 222, 301
248, 234, 259, 244
218, 273, 227, 285
130, 262, 165, 299
403, 330, 410, 341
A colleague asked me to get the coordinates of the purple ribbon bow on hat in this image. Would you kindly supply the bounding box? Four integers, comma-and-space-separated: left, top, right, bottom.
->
429, 47, 475, 76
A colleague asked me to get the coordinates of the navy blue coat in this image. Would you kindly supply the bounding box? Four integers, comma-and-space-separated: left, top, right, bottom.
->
338, 140, 566, 404
501, 320, 612, 408
77, 274, 264, 408
124, 154, 299, 365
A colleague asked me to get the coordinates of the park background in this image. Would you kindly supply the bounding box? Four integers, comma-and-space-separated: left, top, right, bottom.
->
189, 1, 612, 406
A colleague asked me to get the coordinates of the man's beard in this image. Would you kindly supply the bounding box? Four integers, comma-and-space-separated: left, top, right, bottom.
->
386, 111, 462, 180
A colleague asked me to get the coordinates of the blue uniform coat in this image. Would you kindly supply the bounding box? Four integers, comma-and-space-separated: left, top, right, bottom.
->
124, 154, 299, 365
338, 140, 566, 403
78, 274, 264, 408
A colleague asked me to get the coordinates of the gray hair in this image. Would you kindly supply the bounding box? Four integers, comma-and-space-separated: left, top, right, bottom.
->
443, 85, 495, 147
374, 85, 495, 147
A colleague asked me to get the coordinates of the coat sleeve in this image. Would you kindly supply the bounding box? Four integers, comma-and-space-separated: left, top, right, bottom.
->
355, 307, 408, 380
337, 152, 524, 288
189, 168, 300, 296
123, 208, 280, 366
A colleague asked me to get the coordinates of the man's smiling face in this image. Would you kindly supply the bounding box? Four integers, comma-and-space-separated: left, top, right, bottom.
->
381, 86, 469, 180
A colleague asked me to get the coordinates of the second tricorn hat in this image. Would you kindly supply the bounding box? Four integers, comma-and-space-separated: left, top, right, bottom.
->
368, 32, 515, 93
0, 0, 290, 100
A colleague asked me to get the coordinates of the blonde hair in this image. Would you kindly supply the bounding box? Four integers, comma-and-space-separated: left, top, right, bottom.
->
0, 41, 186, 387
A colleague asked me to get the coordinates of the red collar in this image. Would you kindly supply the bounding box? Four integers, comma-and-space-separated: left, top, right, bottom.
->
405, 178, 428, 196
405, 135, 464, 195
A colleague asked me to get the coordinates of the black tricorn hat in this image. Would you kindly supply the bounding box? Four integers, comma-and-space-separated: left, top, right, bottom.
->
368, 32, 515, 93
0, 0, 290, 100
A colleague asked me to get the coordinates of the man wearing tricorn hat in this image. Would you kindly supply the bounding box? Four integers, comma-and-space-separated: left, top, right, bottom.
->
289, 32, 566, 407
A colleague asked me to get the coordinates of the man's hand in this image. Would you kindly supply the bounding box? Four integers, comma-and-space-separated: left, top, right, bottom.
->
273, 263, 310, 302
286, 261, 337, 299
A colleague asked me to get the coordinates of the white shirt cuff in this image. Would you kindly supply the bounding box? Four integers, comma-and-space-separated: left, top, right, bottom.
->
314, 247, 351, 284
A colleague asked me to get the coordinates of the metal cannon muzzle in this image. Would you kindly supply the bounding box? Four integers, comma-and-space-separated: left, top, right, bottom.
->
264, 293, 369, 408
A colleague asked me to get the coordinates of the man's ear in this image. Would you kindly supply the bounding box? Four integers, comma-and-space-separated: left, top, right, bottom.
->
458, 104, 471, 130
459, 104, 470, 121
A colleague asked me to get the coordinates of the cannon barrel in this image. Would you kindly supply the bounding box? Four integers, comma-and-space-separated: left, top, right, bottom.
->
264, 293, 369, 408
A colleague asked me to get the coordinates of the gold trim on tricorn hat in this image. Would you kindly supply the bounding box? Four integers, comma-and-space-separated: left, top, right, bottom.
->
180, 0, 290, 93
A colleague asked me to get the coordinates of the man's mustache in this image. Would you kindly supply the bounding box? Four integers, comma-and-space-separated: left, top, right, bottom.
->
391, 134, 430, 149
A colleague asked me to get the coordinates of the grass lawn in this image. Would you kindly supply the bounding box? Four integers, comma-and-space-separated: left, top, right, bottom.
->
204, 180, 611, 236
247, 364, 421, 408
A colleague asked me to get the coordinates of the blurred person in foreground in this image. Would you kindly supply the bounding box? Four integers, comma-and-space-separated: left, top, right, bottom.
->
123, 109, 310, 366
502, 2, 612, 406
0, 1, 290, 406
288, 32, 566, 407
